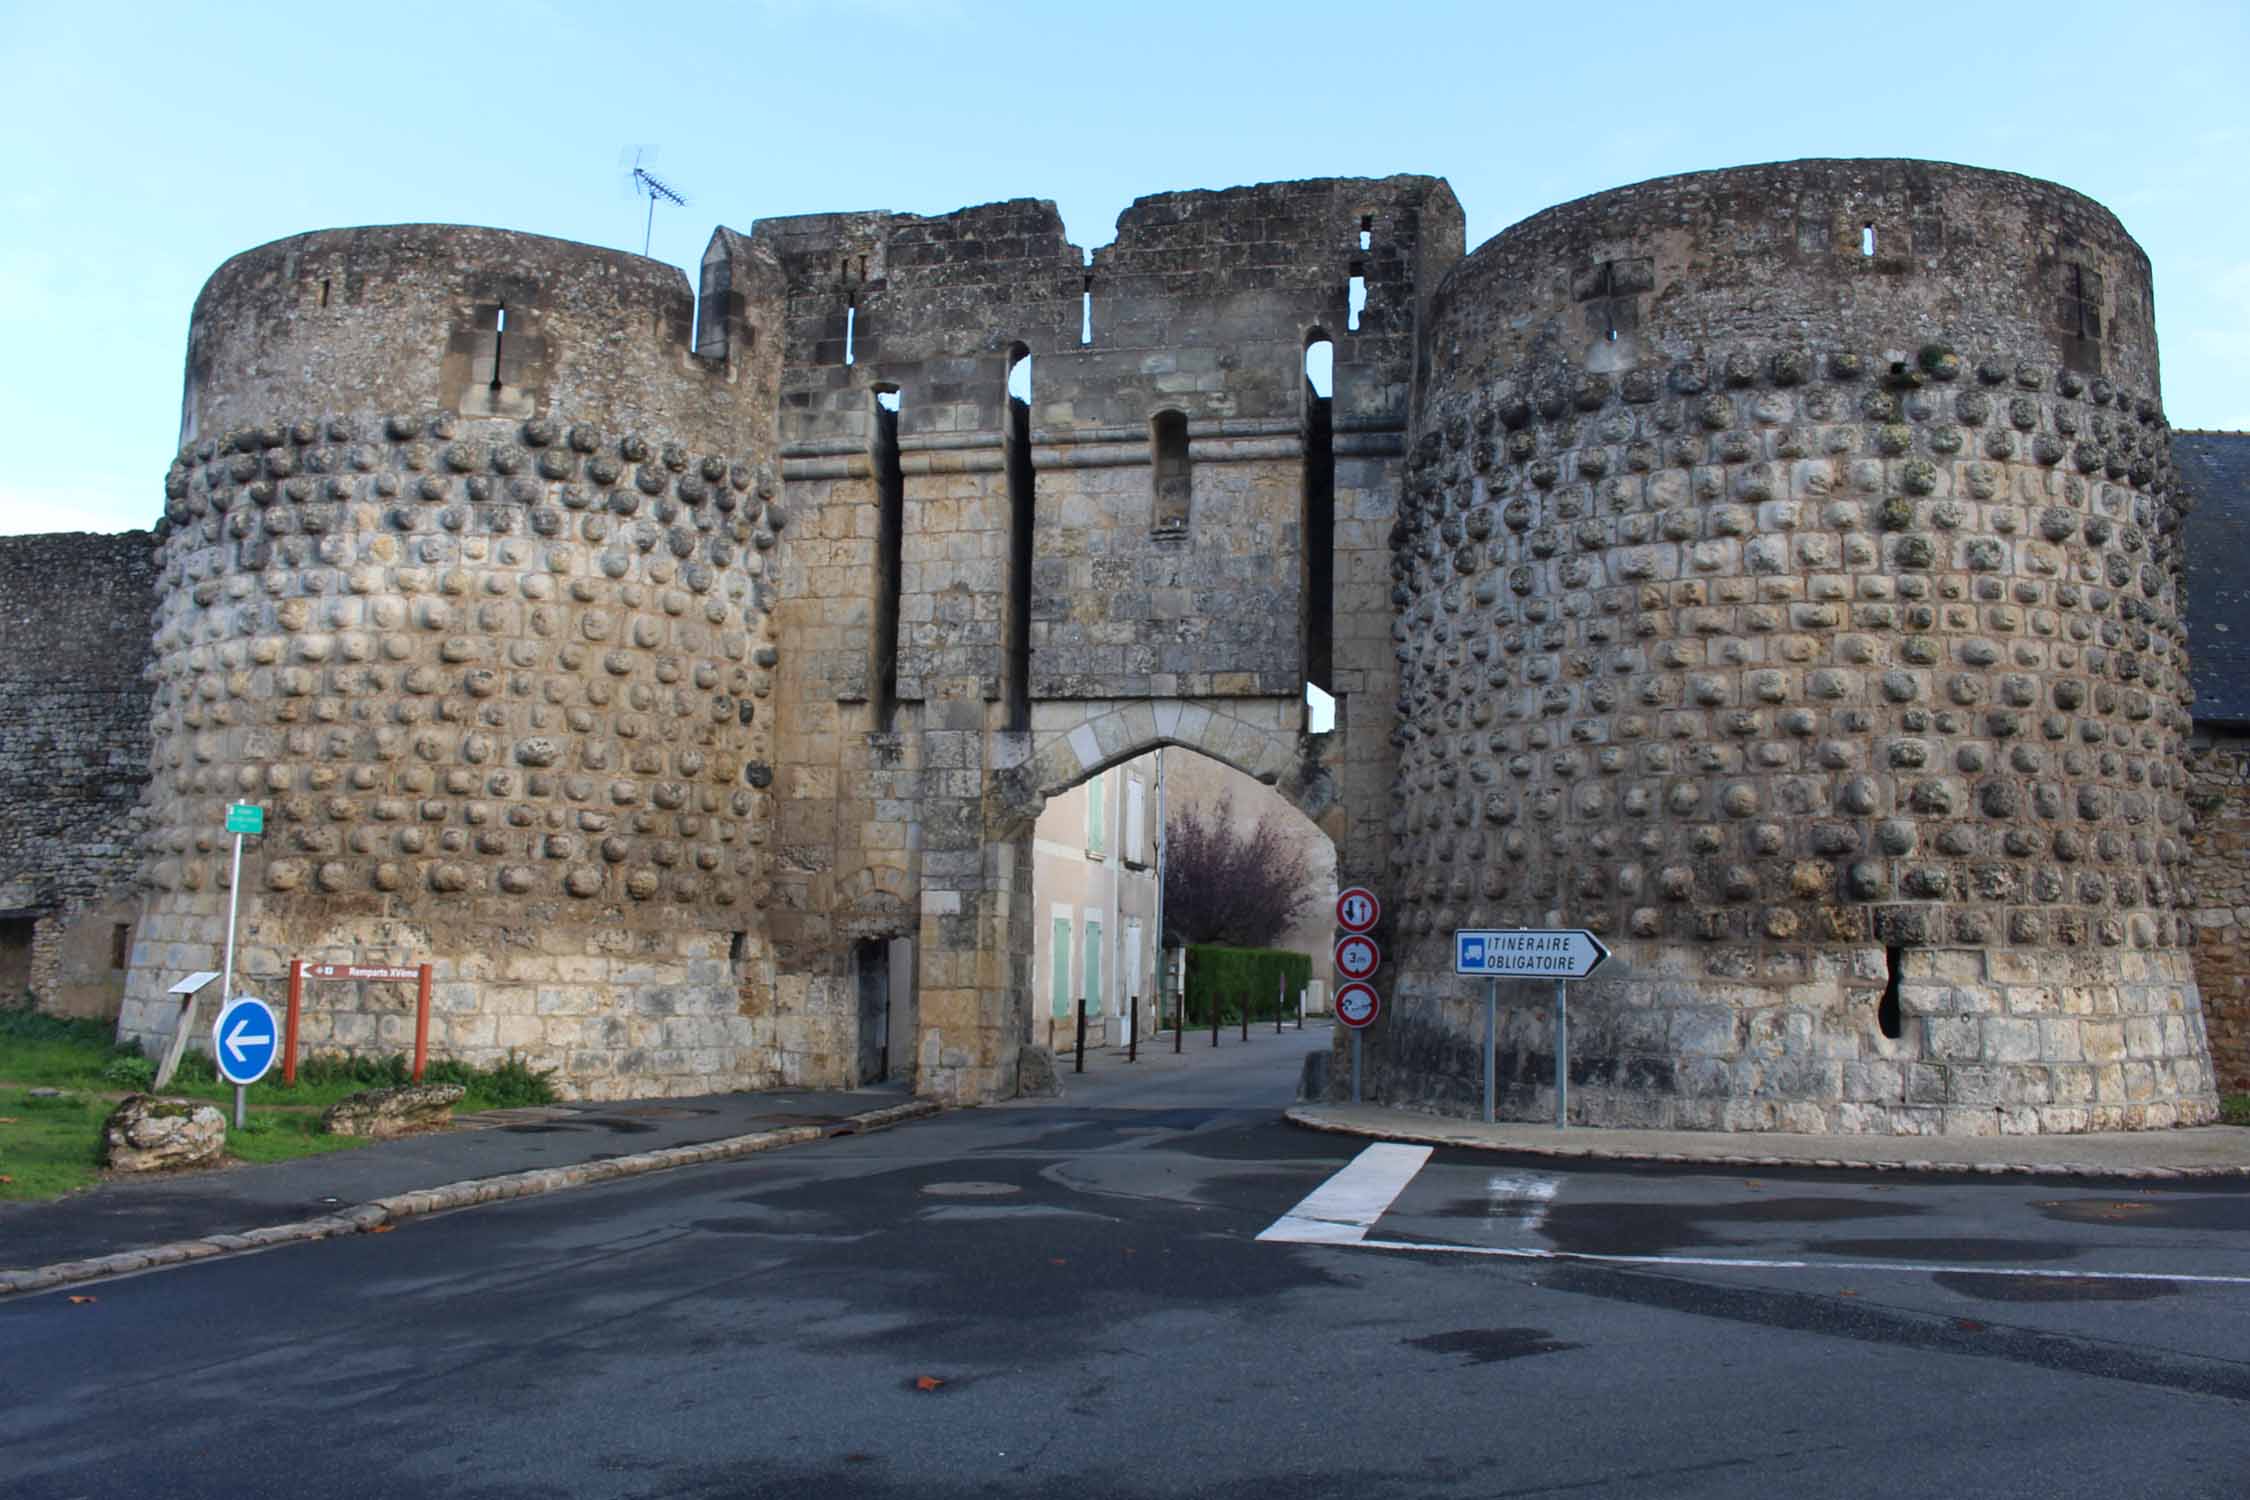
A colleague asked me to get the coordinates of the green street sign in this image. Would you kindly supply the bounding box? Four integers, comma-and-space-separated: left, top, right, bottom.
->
225, 804, 264, 836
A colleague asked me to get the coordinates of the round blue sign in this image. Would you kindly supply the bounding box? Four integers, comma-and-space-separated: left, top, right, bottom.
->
211, 996, 280, 1086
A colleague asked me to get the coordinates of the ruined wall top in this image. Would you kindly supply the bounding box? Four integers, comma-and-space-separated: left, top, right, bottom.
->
181, 225, 779, 455
757, 175, 1463, 447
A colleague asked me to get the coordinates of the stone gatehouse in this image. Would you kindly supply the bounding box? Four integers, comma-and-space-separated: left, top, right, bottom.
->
0, 158, 2235, 1132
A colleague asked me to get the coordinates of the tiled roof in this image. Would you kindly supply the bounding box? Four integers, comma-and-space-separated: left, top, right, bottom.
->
2174, 431, 2250, 726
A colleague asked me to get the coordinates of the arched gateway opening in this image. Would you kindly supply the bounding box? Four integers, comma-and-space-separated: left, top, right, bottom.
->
1021, 742, 1341, 1071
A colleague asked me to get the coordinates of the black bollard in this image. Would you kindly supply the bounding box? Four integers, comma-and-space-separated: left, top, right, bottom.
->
1129, 994, 1138, 1063
1211, 990, 1220, 1047
1074, 998, 1087, 1074
1239, 991, 1249, 1042
1174, 985, 1183, 1053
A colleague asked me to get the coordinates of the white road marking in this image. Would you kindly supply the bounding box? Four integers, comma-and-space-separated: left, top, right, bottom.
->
1485, 1172, 1559, 1233
1257, 1143, 1433, 1245
1348, 1236, 2250, 1288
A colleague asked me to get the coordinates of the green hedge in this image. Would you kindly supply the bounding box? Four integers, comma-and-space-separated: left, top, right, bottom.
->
1180, 945, 1312, 1027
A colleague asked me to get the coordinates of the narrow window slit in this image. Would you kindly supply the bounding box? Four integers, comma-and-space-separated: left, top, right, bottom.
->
490, 304, 506, 390
1359, 214, 1372, 252
1878, 945, 1904, 1040
1303, 334, 1335, 693
870, 389, 905, 729
1347, 267, 1366, 332
844, 301, 857, 366
1080, 278, 1093, 345
1004, 347, 1035, 731
319, 278, 330, 308
1151, 410, 1190, 536
1861, 223, 1876, 258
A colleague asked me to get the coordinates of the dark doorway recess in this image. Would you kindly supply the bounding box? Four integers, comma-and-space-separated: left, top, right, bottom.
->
855, 938, 890, 1085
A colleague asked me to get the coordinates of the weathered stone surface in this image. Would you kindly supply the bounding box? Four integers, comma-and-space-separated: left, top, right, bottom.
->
0, 532, 158, 1020
1381, 159, 2215, 1134
101, 1094, 226, 1172
321, 1083, 467, 1138
1016, 1045, 1061, 1099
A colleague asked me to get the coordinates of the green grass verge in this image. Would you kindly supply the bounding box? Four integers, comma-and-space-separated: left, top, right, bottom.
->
2222, 1093, 2250, 1128
0, 1004, 558, 1202
0, 1087, 111, 1201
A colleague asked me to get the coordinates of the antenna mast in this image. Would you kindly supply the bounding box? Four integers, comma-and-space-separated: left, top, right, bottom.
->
624, 148, 689, 257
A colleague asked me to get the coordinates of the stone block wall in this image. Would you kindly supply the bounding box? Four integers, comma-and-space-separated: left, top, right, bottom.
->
2185, 730, 2250, 1091
0, 531, 159, 1017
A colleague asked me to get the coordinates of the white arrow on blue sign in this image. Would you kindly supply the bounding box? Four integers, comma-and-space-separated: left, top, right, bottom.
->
1454, 928, 1610, 980
211, 996, 280, 1086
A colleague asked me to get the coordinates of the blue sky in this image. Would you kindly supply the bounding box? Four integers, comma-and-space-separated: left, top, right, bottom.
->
4, 0, 2245, 535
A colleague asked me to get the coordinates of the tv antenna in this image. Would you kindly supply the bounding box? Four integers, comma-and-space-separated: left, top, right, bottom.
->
620, 146, 688, 257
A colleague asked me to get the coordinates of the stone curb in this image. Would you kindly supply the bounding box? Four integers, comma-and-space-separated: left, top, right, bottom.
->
1284, 1106, 2250, 1181
0, 1098, 941, 1299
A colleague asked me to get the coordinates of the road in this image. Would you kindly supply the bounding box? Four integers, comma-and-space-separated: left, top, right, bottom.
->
4, 1026, 2247, 1499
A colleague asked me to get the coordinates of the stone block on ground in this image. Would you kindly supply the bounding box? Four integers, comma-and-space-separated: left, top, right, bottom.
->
321, 1082, 468, 1138
1017, 1045, 1061, 1099
101, 1094, 226, 1172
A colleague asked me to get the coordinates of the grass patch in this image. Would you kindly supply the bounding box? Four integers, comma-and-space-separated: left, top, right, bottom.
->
0, 1003, 558, 1201
2222, 1093, 2250, 1128
166, 1049, 557, 1113
0, 1087, 109, 1201
224, 1110, 372, 1165
0, 1008, 146, 1090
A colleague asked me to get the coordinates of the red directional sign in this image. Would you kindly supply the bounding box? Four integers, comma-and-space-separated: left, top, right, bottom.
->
1335, 982, 1380, 1030
1334, 933, 1380, 982
1336, 887, 1380, 934
304, 964, 421, 982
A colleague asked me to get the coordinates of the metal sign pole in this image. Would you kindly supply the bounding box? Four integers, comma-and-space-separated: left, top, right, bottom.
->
1554, 979, 1568, 1131
1483, 977, 1497, 1124
1350, 1031, 1362, 1104
223, 826, 246, 1128
221, 829, 243, 1008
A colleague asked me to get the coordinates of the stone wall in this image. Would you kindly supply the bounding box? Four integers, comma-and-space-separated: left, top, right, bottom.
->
118, 225, 790, 1099
0, 531, 158, 1018
2185, 730, 2250, 1091
1378, 160, 2215, 1134
762, 178, 1458, 1102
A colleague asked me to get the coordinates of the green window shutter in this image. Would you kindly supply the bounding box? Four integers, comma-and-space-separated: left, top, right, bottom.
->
1085, 919, 1103, 1016
1051, 917, 1073, 1018
1086, 772, 1106, 855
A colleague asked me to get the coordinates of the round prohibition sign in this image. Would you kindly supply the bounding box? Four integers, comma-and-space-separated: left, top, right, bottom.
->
1335, 981, 1380, 1030
1336, 886, 1380, 934
1334, 933, 1381, 982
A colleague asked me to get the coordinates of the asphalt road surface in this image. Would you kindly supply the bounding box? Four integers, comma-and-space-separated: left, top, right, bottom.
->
5, 1028, 2247, 1499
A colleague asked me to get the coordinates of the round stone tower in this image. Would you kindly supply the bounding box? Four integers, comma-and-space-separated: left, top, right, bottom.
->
121, 225, 787, 1099
1386, 160, 2218, 1133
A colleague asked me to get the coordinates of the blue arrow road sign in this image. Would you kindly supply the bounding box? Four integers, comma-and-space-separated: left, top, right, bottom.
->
212, 996, 279, 1086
